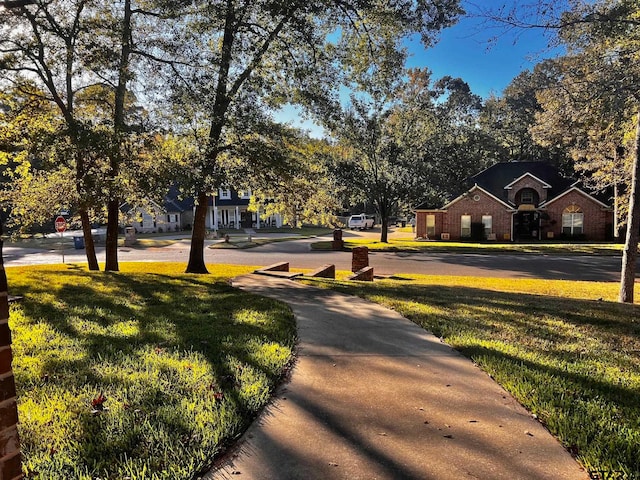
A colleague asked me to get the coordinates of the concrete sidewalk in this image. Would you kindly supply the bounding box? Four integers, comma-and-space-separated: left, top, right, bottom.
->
206, 274, 588, 480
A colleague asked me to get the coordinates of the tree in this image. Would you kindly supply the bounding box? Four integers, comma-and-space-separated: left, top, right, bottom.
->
1, 0, 104, 269
334, 99, 417, 242
479, 70, 573, 171
238, 129, 343, 228
484, 0, 640, 303
421, 74, 493, 205
1, 0, 184, 272
165, 0, 463, 273
531, 57, 632, 241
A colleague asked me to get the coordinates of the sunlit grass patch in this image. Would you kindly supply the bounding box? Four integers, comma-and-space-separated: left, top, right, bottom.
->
303, 274, 640, 478
7, 263, 295, 479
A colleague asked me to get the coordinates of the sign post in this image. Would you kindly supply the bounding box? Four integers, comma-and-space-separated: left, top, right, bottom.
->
55, 215, 67, 263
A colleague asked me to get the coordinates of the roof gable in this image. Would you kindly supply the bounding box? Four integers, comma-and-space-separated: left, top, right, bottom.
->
471, 161, 574, 202
504, 172, 552, 190
541, 186, 611, 209
443, 184, 513, 210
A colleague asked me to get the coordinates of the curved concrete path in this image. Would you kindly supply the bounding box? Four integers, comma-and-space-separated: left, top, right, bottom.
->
206, 274, 588, 480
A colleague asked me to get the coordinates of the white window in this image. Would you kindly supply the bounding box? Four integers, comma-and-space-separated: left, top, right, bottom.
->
482, 215, 492, 238
219, 188, 231, 199
426, 215, 436, 237
142, 213, 154, 229
562, 205, 583, 235
461, 215, 471, 238
521, 190, 534, 204
239, 189, 251, 199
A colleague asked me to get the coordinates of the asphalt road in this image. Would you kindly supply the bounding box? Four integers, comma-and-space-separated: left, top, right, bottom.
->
2, 232, 630, 282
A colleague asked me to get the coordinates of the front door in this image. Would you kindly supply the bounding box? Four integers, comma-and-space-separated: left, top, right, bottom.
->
240, 211, 252, 228
514, 212, 540, 240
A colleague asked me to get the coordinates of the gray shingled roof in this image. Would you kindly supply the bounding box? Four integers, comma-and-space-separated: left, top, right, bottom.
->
470, 161, 575, 203
414, 161, 610, 210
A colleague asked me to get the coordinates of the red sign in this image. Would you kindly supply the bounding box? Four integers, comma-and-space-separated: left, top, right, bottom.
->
54, 216, 67, 233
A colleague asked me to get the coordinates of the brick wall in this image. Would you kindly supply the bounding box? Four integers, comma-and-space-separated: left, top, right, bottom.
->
543, 190, 613, 241
444, 189, 512, 241
0, 240, 23, 480
415, 211, 445, 239
507, 176, 548, 204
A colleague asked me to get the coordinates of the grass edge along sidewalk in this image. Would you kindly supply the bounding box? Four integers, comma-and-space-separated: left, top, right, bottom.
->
7, 263, 296, 480
301, 274, 640, 480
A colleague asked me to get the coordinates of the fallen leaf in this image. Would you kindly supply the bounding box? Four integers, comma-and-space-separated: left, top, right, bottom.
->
91, 392, 107, 413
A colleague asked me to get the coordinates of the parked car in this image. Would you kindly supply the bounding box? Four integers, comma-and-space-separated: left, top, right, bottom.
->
348, 214, 375, 230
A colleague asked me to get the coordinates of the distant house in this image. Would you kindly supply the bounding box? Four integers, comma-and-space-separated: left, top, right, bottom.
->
121, 186, 194, 233
123, 187, 284, 232
203, 188, 282, 230
415, 161, 614, 242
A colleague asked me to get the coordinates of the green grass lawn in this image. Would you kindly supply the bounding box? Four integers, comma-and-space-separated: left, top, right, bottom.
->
312, 238, 626, 255
302, 274, 640, 479
7, 263, 297, 480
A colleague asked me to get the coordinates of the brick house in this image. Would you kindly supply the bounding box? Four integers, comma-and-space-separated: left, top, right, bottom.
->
415, 161, 613, 242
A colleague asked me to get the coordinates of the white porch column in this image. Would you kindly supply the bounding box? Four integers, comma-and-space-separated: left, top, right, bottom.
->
235, 206, 239, 228
256, 207, 260, 229
510, 212, 515, 242
213, 207, 219, 230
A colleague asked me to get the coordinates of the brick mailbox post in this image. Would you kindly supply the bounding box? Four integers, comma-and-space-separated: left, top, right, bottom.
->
332, 229, 344, 251
0, 238, 22, 480
351, 246, 369, 272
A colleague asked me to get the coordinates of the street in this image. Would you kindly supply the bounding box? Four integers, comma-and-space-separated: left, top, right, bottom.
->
2, 229, 630, 282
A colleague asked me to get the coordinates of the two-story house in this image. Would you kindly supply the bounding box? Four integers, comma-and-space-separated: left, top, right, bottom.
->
204, 188, 282, 230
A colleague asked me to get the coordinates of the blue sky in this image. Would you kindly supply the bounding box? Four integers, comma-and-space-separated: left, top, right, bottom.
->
280, 2, 561, 136
408, 6, 559, 99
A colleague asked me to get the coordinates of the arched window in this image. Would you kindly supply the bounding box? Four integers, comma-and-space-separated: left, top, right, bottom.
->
562, 205, 583, 235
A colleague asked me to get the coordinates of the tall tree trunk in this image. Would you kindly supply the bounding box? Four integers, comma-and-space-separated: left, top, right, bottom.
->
186, 2, 234, 274
618, 111, 640, 303
613, 183, 620, 240
104, 199, 120, 272
186, 192, 210, 273
380, 216, 389, 243
104, 0, 132, 272
79, 208, 99, 271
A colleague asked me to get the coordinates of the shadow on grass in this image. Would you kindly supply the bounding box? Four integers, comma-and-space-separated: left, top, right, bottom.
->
10, 268, 296, 479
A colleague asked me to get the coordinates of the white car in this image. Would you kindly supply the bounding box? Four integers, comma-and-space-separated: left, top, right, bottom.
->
348, 214, 375, 230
